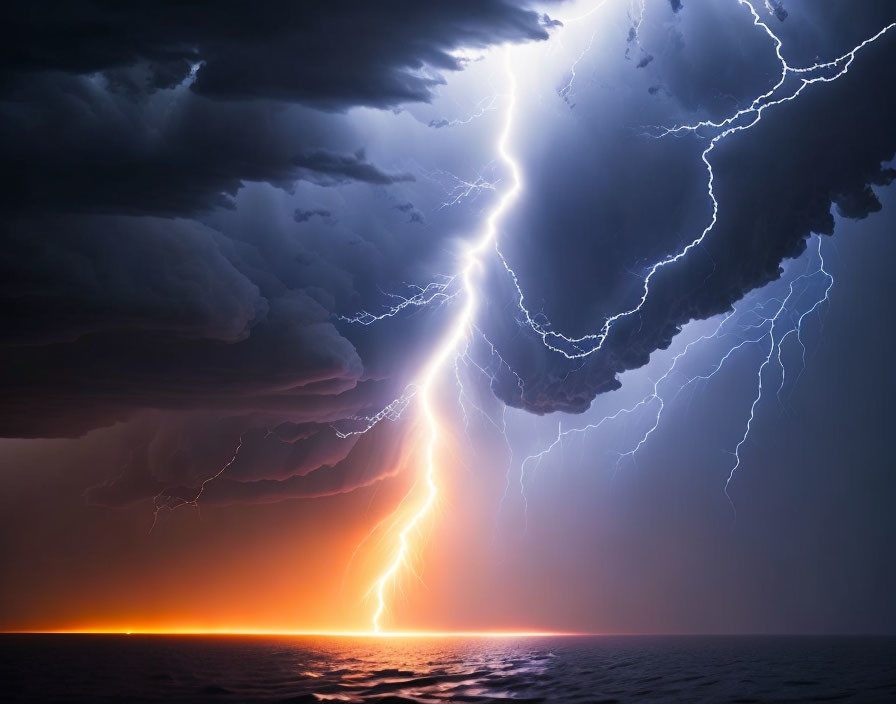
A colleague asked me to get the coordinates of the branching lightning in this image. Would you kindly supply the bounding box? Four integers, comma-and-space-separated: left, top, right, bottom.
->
367, 47, 522, 633
429, 93, 503, 130
332, 386, 418, 439
150, 435, 245, 533
419, 164, 501, 210
722, 236, 833, 508
498, 0, 892, 363
333, 0, 890, 630
558, 31, 596, 107
498, 1, 890, 520
338, 278, 457, 326
516, 235, 834, 521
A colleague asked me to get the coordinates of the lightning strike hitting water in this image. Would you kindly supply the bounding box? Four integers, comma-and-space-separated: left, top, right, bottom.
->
368, 47, 522, 633
337, 0, 889, 628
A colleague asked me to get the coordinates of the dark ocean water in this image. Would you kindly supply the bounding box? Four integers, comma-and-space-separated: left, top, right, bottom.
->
2, 635, 895, 703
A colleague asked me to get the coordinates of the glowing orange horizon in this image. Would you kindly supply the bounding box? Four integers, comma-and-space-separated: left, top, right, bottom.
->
10, 627, 581, 638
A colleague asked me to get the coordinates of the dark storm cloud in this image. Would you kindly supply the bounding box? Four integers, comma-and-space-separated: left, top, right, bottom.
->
0, 0, 558, 221
294, 208, 332, 224
0, 284, 369, 438
768, 1, 789, 22
636, 54, 654, 68
9, 0, 893, 515
0, 216, 263, 347
0, 0, 558, 417
293, 149, 414, 187
0, 1, 556, 110
163, 427, 403, 508
488, 12, 896, 415
0, 72, 415, 218
393, 202, 426, 225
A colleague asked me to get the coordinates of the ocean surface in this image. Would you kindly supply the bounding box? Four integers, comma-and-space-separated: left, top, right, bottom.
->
2, 634, 895, 702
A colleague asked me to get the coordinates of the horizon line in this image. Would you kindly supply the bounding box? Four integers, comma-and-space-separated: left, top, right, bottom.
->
3, 628, 585, 638
4, 629, 891, 638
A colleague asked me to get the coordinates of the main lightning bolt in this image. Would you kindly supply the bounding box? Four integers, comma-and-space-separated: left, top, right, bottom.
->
343, 0, 891, 627
368, 47, 522, 633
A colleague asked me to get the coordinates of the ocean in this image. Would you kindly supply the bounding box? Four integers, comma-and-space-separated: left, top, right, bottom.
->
2, 634, 895, 702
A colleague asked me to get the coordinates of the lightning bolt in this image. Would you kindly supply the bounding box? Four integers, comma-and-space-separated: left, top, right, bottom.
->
339, 0, 888, 627
429, 93, 503, 130
368, 46, 522, 633
558, 31, 596, 107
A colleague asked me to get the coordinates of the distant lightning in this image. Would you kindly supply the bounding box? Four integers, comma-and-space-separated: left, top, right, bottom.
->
429, 93, 503, 129
416, 163, 500, 212
723, 236, 833, 508
624, 0, 648, 63
517, 307, 742, 509
517, 236, 834, 519
150, 435, 244, 533
558, 31, 596, 107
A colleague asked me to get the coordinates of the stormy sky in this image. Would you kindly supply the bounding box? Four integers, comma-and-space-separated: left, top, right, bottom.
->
1, 0, 895, 634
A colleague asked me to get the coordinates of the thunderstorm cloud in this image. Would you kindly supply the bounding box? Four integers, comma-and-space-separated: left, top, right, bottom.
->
1, 0, 894, 514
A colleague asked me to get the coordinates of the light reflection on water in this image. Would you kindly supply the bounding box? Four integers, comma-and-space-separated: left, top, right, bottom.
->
3, 634, 896, 702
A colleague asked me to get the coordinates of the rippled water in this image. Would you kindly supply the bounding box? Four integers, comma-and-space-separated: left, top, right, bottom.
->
3, 634, 895, 702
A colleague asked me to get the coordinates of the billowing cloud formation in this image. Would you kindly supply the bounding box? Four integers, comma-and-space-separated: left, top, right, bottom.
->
0, 75, 415, 218
0, 0, 558, 220
1, 1, 556, 110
